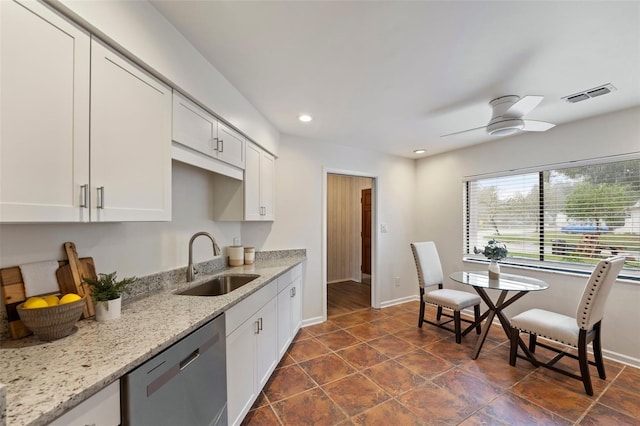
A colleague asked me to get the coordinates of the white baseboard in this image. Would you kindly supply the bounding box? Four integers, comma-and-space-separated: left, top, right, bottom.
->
379, 295, 420, 309
601, 349, 640, 369
302, 316, 324, 327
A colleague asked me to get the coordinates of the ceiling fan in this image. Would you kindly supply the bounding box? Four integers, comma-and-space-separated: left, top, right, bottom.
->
441, 95, 555, 137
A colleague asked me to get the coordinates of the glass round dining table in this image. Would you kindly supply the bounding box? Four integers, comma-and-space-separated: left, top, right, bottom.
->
450, 271, 549, 359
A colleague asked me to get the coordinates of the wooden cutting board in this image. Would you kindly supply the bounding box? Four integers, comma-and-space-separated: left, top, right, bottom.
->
0, 257, 96, 339
63, 242, 96, 318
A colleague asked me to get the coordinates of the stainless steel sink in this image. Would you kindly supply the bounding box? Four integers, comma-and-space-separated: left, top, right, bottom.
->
177, 274, 260, 296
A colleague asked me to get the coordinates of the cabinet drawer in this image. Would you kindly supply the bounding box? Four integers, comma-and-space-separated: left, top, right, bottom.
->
277, 270, 293, 293
277, 265, 302, 293
226, 282, 277, 336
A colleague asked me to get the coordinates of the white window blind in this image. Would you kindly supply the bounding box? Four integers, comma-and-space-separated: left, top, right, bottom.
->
464, 157, 640, 280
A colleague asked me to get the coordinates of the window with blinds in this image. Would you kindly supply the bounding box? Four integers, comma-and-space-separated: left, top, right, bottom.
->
464, 156, 640, 280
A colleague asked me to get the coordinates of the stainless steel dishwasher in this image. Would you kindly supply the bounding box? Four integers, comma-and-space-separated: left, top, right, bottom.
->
122, 313, 227, 426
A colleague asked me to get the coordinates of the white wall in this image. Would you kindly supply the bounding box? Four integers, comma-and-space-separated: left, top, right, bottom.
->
249, 135, 417, 322
51, 0, 279, 155
415, 106, 640, 364
0, 161, 239, 277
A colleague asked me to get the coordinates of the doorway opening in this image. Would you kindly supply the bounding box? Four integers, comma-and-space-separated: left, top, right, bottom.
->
326, 173, 374, 317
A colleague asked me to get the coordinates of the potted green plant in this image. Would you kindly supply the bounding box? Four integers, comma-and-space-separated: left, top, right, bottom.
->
474, 239, 508, 279
83, 271, 136, 321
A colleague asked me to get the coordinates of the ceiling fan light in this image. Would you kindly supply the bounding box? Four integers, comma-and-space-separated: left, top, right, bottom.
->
487, 119, 524, 136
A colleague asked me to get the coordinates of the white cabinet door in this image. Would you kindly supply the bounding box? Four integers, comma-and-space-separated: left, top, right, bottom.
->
172, 92, 216, 157
255, 296, 278, 390
277, 284, 293, 358
244, 142, 262, 221
243, 142, 275, 221
217, 122, 245, 169
90, 38, 172, 222
49, 380, 120, 426
260, 151, 275, 220
227, 317, 258, 426
172, 92, 245, 171
291, 276, 303, 335
0, 0, 90, 222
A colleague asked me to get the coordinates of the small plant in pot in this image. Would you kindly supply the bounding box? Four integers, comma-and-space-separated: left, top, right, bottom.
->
83, 271, 136, 321
474, 239, 508, 279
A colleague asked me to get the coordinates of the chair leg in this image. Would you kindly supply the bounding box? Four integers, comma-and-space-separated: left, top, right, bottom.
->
454, 310, 461, 344
528, 334, 537, 353
474, 304, 481, 335
592, 322, 606, 380
436, 306, 443, 322
509, 326, 519, 366
578, 329, 594, 396
418, 300, 425, 328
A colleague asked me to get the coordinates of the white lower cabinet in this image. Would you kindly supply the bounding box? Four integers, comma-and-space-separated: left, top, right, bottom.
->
49, 380, 120, 426
255, 298, 278, 390
226, 264, 304, 426
277, 266, 303, 358
226, 285, 278, 426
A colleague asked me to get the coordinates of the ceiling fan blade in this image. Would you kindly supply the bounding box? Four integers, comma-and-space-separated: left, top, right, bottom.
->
505, 95, 544, 117
522, 120, 555, 132
440, 125, 487, 137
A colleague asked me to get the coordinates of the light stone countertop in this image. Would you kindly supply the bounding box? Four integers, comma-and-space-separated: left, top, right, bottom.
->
0, 254, 306, 426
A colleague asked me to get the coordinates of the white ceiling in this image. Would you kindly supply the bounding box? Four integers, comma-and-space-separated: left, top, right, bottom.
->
150, 1, 640, 158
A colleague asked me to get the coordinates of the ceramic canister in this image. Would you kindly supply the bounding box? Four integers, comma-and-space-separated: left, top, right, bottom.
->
244, 247, 255, 265
228, 246, 244, 266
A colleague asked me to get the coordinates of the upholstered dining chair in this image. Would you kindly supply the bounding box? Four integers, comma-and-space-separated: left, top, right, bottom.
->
411, 242, 482, 344
509, 256, 625, 396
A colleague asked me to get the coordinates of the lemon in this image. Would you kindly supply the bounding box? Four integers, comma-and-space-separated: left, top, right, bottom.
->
23, 297, 48, 309
43, 295, 59, 306
59, 293, 82, 304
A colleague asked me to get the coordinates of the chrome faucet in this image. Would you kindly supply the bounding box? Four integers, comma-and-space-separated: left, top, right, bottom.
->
187, 232, 221, 282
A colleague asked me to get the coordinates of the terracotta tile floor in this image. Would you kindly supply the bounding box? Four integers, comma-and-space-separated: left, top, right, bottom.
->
241, 301, 640, 425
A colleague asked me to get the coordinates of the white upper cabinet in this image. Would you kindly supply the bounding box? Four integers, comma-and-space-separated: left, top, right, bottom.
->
172, 92, 245, 175
0, 0, 90, 222
216, 122, 245, 169
172, 93, 217, 158
90, 39, 172, 222
0, 1, 171, 223
245, 142, 275, 221
212, 141, 275, 222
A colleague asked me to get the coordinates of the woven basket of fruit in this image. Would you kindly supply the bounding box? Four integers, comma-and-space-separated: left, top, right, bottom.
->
17, 294, 86, 341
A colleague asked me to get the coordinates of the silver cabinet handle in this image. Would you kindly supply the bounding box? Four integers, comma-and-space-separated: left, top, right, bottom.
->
290, 287, 294, 298
97, 186, 105, 209
255, 320, 260, 334
213, 138, 224, 153
80, 184, 88, 208
258, 317, 263, 331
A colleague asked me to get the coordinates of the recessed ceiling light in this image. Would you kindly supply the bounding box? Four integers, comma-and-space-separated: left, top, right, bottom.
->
414, 149, 426, 154
298, 114, 312, 122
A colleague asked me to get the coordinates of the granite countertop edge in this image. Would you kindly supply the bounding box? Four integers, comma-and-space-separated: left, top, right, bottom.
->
0, 250, 306, 426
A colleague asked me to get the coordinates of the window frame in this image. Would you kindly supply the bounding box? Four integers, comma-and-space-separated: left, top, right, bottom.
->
463, 153, 640, 282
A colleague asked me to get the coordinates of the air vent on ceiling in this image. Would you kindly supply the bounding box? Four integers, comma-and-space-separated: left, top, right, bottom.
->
562, 84, 616, 103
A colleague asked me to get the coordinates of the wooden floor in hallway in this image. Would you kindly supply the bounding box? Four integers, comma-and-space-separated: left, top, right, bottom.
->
241, 301, 640, 426
327, 280, 371, 317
